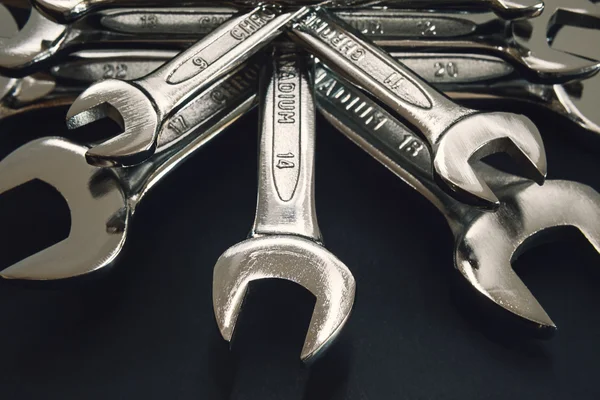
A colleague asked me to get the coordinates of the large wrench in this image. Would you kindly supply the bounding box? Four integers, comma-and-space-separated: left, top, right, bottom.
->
315, 66, 600, 334
4, 7, 597, 82
0, 61, 260, 281
213, 45, 355, 362
66, 5, 306, 167
290, 8, 547, 208
33, 0, 543, 23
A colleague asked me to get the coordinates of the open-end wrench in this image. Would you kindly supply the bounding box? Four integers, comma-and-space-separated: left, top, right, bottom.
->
213, 46, 355, 362
0, 49, 178, 121
290, 8, 547, 208
0, 61, 260, 281
11, 48, 600, 151
5, 6, 597, 83
32, 0, 543, 23
65, 4, 307, 167
0, 7, 233, 76
315, 65, 600, 334
384, 51, 600, 145
512, 0, 600, 78
444, 78, 600, 145
0, 7, 517, 74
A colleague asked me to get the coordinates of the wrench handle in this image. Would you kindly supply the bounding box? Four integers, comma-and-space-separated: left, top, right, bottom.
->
136, 5, 305, 119
290, 7, 474, 146
314, 66, 455, 216
252, 45, 322, 242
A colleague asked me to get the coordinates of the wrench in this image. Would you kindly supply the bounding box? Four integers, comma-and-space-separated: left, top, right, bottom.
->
4, 7, 597, 83
0, 61, 260, 281
0, 7, 233, 76
213, 45, 355, 362
512, 0, 600, 79
32, 0, 543, 23
66, 4, 307, 167
384, 51, 600, 145
10, 49, 599, 147
315, 65, 600, 334
0, 49, 177, 121
290, 8, 546, 208
0, 7, 513, 74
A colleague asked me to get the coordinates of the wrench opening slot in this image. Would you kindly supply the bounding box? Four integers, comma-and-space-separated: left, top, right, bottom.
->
228, 279, 316, 358
0, 179, 70, 272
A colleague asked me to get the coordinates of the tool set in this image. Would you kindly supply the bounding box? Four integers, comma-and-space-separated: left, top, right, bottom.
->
0, 0, 599, 362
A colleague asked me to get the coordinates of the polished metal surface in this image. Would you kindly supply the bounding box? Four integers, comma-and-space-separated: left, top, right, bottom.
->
32, 0, 543, 23
0, 63, 259, 280
4, 6, 597, 83
512, 0, 600, 80
7, 48, 598, 145
1, 0, 599, 364
66, 5, 303, 167
290, 8, 546, 208
213, 46, 355, 362
314, 66, 600, 333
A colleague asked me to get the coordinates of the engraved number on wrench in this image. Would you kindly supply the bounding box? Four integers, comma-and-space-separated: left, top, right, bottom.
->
103, 63, 128, 79
434, 62, 459, 79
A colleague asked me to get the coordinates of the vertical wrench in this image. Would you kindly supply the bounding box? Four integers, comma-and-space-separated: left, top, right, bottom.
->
213, 45, 355, 361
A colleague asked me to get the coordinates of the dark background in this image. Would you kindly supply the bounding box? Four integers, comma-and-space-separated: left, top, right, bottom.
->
0, 99, 599, 400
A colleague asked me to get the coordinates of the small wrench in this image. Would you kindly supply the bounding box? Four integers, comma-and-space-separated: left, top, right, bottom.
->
315, 66, 600, 334
213, 45, 355, 362
66, 5, 307, 167
32, 0, 543, 23
0, 49, 176, 121
0, 61, 260, 280
290, 8, 547, 208
4, 7, 597, 82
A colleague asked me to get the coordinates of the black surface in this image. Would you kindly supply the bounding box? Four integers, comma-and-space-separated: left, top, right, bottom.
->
0, 102, 599, 400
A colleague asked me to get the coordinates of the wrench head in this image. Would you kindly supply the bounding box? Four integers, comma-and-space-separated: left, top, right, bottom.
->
456, 179, 600, 331
512, 2, 600, 82
0, 8, 67, 74
0, 137, 130, 281
213, 235, 356, 362
66, 79, 159, 167
434, 112, 547, 208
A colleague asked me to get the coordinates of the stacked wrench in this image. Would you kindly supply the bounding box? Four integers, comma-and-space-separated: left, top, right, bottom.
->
0, 0, 599, 363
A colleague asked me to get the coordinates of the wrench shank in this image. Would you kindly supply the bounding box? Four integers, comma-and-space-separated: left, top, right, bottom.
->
135, 5, 306, 120
315, 67, 465, 222
253, 46, 321, 242
291, 8, 474, 145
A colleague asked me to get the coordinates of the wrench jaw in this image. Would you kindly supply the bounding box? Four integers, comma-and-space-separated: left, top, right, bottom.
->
0, 137, 129, 281
455, 180, 600, 333
213, 236, 356, 362
66, 79, 159, 167
492, 0, 545, 20
433, 112, 547, 209
32, 0, 84, 23
0, 8, 67, 75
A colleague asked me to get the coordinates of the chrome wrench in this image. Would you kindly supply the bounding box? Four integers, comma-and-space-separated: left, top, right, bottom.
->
4, 7, 596, 82
290, 8, 547, 208
66, 4, 307, 167
315, 66, 600, 334
8, 49, 597, 148
0, 61, 260, 280
213, 45, 355, 362
33, 0, 543, 23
